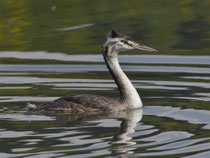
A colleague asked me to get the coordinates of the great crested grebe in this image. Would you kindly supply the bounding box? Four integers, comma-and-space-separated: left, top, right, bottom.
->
28, 30, 157, 113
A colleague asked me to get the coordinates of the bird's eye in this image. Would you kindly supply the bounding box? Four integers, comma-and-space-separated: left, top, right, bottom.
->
121, 40, 128, 45
121, 40, 133, 46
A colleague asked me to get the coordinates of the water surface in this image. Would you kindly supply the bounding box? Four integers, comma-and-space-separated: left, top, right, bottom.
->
0, 0, 210, 157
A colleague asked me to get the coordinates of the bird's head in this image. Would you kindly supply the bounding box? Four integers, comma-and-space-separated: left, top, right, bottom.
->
103, 29, 157, 57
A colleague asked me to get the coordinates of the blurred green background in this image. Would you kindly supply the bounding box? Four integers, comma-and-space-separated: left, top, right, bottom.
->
0, 0, 210, 55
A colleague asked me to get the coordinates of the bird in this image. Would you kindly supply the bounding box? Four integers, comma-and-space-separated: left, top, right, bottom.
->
28, 30, 157, 113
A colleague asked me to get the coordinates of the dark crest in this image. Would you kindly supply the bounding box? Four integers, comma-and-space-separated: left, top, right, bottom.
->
110, 29, 120, 38
109, 29, 133, 41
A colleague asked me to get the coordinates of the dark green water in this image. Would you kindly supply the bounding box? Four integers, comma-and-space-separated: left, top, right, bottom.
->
0, 0, 210, 157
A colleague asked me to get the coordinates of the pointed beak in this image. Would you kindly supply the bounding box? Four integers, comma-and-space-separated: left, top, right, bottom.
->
132, 43, 158, 52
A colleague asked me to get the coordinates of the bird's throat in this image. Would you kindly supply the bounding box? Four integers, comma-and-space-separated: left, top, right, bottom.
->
103, 54, 142, 109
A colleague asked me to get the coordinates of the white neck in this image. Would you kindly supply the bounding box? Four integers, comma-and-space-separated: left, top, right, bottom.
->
103, 54, 143, 109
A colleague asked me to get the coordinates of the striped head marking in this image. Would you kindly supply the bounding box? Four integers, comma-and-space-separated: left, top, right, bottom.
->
103, 29, 157, 57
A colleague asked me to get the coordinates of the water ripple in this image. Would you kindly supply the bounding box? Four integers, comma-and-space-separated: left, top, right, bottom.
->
1, 64, 210, 74
0, 52, 210, 65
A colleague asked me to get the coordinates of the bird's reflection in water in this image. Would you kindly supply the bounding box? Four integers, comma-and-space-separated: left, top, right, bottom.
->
111, 108, 143, 155
52, 108, 143, 155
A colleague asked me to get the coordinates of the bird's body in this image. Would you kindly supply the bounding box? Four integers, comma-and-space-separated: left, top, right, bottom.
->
37, 94, 120, 112
31, 30, 157, 113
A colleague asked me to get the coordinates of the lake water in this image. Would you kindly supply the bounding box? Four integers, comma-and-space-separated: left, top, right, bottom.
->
0, 0, 210, 158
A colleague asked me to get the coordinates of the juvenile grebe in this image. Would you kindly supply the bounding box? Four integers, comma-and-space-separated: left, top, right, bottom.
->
29, 30, 157, 112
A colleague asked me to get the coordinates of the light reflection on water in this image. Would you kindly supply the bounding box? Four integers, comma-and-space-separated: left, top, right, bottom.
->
1, 51, 210, 65
0, 53, 210, 157
1, 64, 210, 74
0, 105, 209, 157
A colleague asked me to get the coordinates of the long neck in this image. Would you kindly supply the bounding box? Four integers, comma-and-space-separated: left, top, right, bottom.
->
103, 52, 143, 109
